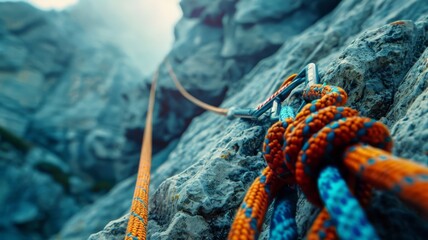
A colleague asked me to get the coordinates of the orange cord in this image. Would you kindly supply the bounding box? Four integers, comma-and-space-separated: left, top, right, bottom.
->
166, 61, 229, 116
125, 67, 159, 240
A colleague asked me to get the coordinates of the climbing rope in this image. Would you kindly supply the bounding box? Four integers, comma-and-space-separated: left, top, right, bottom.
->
228, 77, 428, 240
125, 60, 428, 240
166, 60, 313, 120
228, 77, 298, 240
270, 188, 298, 240
125, 67, 159, 240
165, 61, 229, 116
125, 60, 234, 240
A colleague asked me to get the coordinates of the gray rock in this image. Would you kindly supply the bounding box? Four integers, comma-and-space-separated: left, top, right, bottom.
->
140, 0, 337, 156
221, 0, 340, 58
26, 147, 70, 177
0, 69, 44, 135
0, 2, 45, 33
0, 35, 27, 71
56, 177, 135, 240
392, 70, 428, 165
0, 1, 230, 239
149, 0, 342, 152
0, 69, 44, 111
0, 2, 150, 189
389, 48, 428, 164
0, 3, 151, 239
26, 48, 143, 184
173, 18, 223, 61
323, 20, 427, 119
55, 141, 178, 240
1, 0, 427, 239
88, 215, 129, 240
180, 0, 236, 26
0, 161, 78, 239
180, 0, 212, 18
223, 12, 315, 58
234, 0, 302, 24
386, 43, 428, 125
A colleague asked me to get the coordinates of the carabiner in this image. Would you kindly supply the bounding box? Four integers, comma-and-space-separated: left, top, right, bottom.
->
227, 63, 320, 120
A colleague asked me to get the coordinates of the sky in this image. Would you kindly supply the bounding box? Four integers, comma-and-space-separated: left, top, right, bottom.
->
0, 0, 78, 9
70, 0, 182, 74
26, 0, 78, 9
1, 0, 182, 74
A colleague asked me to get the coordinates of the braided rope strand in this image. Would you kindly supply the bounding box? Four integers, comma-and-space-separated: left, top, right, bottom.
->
284, 106, 358, 176
166, 61, 228, 116
296, 116, 392, 205
307, 208, 337, 240
344, 144, 428, 217
264, 120, 294, 180
230, 78, 428, 240
228, 167, 281, 240
269, 188, 297, 240
318, 166, 379, 240
229, 80, 298, 240
125, 68, 159, 240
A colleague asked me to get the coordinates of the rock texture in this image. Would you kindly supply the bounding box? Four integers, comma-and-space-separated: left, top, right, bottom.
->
90, 0, 428, 239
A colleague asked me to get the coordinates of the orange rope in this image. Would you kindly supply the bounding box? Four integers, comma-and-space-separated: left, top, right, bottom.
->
344, 144, 428, 217
125, 59, 428, 240
307, 208, 337, 240
166, 61, 229, 116
228, 167, 283, 240
229, 83, 428, 239
228, 76, 298, 240
124, 60, 238, 239
125, 67, 159, 240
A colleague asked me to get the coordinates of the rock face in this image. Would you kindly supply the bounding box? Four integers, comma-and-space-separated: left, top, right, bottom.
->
1, 0, 428, 240
0, 1, 226, 239
90, 0, 428, 239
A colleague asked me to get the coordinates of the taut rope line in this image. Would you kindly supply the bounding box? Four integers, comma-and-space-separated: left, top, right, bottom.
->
166, 61, 228, 116
125, 67, 159, 240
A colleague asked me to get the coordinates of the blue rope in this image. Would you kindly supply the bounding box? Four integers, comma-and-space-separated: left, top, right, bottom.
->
270, 188, 297, 240
280, 106, 295, 121
318, 166, 379, 240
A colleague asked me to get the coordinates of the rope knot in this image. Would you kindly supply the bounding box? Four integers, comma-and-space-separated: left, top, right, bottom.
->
263, 119, 294, 182
231, 82, 428, 240
264, 84, 393, 205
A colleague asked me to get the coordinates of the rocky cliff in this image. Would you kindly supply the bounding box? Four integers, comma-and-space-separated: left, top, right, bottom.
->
0, 2, 144, 239
89, 0, 428, 239
0, 0, 427, 239
0, 1, 193, 239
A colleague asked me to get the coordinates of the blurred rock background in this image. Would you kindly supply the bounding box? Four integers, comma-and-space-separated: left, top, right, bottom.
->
0, 0, 427, 239
0, 0, 181, 238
